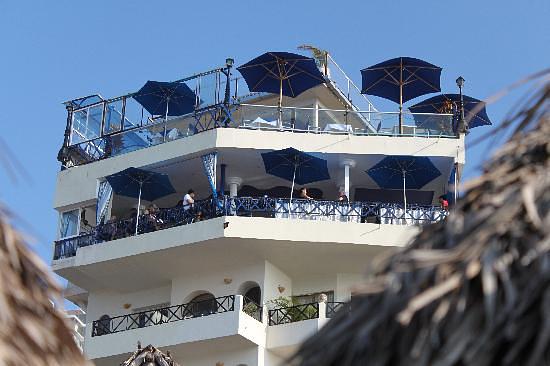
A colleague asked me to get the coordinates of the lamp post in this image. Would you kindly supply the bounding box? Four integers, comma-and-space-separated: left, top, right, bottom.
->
456, 76, 466, 133
223, 58, 234, 106
221, 57, 234, 128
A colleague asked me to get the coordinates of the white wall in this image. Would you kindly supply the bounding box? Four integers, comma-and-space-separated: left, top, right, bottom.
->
171, 261, 265, 305
182, 346, 259, 366
86, 285, 171, 322
263, 261, 292, 304
292, 274, 336, 298
336, 273, 365, 302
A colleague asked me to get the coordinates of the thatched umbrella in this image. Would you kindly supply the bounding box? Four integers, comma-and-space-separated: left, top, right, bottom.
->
292, 80, 550, 366
0, 207, 89, 365
121, 343, 181, 366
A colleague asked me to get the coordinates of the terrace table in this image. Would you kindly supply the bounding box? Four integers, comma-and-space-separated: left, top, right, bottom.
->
323, 124, 354, 133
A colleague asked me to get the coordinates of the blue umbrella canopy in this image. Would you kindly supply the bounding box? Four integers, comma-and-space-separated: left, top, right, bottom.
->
237, 52, 326, 100
261, 147, 330, 190
133, 81, 196, 117
106, 167, 176, 234
106, 167, 176, 202
409, 94, 492, 129
360, 57, 442, 104
367, 156, 441, 190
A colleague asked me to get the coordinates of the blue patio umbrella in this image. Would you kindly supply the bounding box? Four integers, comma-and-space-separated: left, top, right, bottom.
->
409, 94, 492, 129
106, 167, 176, 234
237, 52, 326, 127
367, 155, 441, 208
261, 147, 330, 203
361, 57, 442, 133
133, 81, 196, 120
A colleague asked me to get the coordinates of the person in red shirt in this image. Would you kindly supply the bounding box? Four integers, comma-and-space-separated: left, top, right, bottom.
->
439, 195, 449, 211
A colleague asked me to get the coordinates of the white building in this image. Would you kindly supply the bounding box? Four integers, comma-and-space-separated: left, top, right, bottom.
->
52, 53, 464, 366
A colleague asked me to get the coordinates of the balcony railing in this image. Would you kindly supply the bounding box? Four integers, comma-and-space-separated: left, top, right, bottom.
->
223, 196, 448, 224
61, 102, 456, 167
268, 301, 350, 326
326, 301, 349, 318
235, 104, 455, 137
243, 296, 263, 322
268, 302, 320, 325
53, 198, 219, 260
92, 295, 235, 337
53, 197, 447, 260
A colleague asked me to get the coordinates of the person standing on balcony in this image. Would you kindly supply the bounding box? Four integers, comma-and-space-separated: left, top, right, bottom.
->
300, 187, 313, 200
439, 195, 449, 211
338, 192, 349, 203
183, 189, 196, 211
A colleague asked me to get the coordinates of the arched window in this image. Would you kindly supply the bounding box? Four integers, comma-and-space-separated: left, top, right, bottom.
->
238, 281, 262, 306
188, 292, 217, 317
244, 286, 261, 306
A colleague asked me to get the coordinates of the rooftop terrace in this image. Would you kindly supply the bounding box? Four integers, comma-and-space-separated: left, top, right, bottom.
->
57, 55, 459, 168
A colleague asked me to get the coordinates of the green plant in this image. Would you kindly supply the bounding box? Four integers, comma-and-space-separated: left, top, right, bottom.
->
242, 301, 259, 317
267, 296, 318, 322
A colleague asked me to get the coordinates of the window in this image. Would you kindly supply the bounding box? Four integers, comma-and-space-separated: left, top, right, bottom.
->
59, 209, 80, 239
244, 286, 261, 306
188, 293, 217, 317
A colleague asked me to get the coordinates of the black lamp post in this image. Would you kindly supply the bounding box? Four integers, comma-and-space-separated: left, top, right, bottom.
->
456, 76, 466, 132
223, 57, 234, 106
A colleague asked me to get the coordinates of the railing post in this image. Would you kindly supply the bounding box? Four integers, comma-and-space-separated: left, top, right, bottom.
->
235, 295, 243, 312
318, 301, 327, 320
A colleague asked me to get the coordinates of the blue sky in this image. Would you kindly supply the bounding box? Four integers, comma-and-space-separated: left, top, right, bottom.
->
0, 1, 548, 277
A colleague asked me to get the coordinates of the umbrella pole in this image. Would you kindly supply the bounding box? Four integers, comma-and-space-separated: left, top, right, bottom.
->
289, 163, 297, 217
454, 162, 458, 205
402, 170, 407, 210
278, 78, 283, 129
399, 58, 403, 134
163, 97, 169, 142
135, 182, 142, 235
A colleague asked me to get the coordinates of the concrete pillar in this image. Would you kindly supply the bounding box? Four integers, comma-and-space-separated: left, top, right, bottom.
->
226, 177, 242, 197
318, 301, 327, 320
235, 294, 243, 311
313, 102, 319, 131
339, 159, 356, 199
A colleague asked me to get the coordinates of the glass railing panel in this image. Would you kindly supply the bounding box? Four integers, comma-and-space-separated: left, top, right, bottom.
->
122, 97, 153, 128
70, 104, 103, 144
193, 73, 221, 109
103, 99, 123, 134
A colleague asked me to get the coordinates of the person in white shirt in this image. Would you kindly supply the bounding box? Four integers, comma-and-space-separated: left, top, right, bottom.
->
182, 189, 195, 211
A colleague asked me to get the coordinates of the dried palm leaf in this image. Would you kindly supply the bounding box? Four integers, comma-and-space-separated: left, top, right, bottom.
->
0, 207, 89, 365
292, 80, 550, 366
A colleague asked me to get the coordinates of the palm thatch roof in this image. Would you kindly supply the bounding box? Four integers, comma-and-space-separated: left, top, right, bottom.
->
121, 343, 181, 366
0, 208, 89, 365
293, 81, 550, 366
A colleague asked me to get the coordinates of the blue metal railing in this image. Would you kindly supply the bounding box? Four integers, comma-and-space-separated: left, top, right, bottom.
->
53, 196, 447, 261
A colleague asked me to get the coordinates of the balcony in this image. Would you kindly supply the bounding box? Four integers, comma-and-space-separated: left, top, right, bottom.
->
61, 101, 456, 168
85, 295, 266, 362
92, 295, 237, 336
53, 196, 447, 261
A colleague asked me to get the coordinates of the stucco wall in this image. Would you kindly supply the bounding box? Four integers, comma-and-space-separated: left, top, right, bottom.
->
170, 261, 265, 305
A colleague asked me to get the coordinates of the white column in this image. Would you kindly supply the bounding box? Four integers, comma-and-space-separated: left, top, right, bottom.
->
340, 159, 356, 199
313, 101, 319, 131
226, 177, 242, 197
318, 301, 327, 320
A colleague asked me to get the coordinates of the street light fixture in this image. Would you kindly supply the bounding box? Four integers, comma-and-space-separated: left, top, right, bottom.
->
456, 76, 466, 132
223, 58, 235, 113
